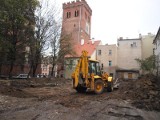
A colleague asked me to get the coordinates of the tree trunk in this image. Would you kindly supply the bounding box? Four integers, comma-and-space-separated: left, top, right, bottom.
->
0, 64, 2, 75
51, 63, 55, 77
32, 64, 38, 77
9, 61, 14, 78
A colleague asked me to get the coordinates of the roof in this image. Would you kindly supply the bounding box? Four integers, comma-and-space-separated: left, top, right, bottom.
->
65, 40, 101, 58
74, 40, 101, 57
89, 59, 99, 62
118, 38, 141, 41
153, 27, 160, 44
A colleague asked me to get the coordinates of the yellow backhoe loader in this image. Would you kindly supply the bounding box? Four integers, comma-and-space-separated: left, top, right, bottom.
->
72, 50, 113, 94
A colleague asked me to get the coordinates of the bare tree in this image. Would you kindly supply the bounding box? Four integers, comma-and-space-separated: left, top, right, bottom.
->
28, 0, 51, 77
50, 26, 74, 77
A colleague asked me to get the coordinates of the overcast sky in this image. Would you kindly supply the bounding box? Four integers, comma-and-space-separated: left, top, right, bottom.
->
54, 0, 160, 44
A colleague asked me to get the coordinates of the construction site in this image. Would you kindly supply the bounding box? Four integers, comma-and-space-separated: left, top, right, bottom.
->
0, 0, 160, 119
0, 75, 160, 120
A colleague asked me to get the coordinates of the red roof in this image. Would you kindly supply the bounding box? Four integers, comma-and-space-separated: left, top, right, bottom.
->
72, 40, 101, 57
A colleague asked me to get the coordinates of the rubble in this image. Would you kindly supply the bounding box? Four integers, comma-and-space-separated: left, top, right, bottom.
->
113, 75, 160, 111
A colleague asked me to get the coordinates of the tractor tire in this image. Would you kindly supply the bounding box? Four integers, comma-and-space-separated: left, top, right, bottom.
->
94, 79, 104, 94
107, 81, 113, 92
75, 84, 87, 93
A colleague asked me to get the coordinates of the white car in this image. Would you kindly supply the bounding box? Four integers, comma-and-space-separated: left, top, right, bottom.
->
16, 74, 30, 79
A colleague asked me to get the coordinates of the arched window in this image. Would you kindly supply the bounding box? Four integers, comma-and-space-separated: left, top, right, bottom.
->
67, 12, 71, 18
75, 10, 79, 17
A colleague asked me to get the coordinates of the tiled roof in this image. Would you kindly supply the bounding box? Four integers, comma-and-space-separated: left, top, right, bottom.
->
75, 40, 101, 57
66, 40, 101, 57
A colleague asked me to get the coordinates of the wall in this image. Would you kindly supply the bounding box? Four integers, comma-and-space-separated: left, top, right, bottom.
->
153, 30, 160, 76
0, 64, 42, 77
141, 33, 155, 59
117, 72, 139, 80
96, 44, 117, 78
117, 38, 142, 70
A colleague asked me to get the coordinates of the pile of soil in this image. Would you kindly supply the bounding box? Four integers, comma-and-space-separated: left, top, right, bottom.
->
113, 75, 160, 111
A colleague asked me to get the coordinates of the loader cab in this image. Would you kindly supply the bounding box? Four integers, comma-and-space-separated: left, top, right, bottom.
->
89, 60, 101, 76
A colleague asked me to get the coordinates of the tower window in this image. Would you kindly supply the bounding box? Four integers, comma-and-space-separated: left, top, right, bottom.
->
88, 16, 90, 23
85, 12, 87, 19
75, 10, 79, 17
85, 22, 90, 34
67, 12, 71, 18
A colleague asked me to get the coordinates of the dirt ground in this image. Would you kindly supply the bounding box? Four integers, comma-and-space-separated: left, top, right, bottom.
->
0, 76, 160, 120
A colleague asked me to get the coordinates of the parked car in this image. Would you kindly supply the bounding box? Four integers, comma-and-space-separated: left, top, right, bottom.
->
36, 74, 46, 78
16, 74, 31, 79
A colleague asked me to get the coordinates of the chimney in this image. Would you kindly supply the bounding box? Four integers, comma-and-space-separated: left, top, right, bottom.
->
81, 39, 84, 45
91, 38, 95, 44
148, 32, 151, 36
139, 33, 142, 38
119, 37, 123, 40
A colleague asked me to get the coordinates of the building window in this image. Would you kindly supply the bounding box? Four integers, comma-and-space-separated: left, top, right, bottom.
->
85, 12, 87, 19
109, 73, 113, 77
101, 63, 103, 68
158, 40, 160, 46
133, 42, 136, 47
70, 60, 73, 65
88, 16, 90, 23
98, 50, 101, 55
109, 50, 112, 55
75, 10, 79, 17
67, 12, 71, 18
131, 42, 137, 47
109, 61, 112, 66
85, 22, 89, 34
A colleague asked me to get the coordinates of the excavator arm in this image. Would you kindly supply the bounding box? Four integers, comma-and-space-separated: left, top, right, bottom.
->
72, 51, 89, 88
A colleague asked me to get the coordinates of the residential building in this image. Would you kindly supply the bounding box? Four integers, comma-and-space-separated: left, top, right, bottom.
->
40, 64, 50, 76
116, 37, 142, 79
96, 44, 117, 78
141, 33, 155, 59
62, 0, 92, 44
153, 27, 160, 76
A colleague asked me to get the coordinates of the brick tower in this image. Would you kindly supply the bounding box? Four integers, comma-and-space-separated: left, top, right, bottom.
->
62, 0, 92, 44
